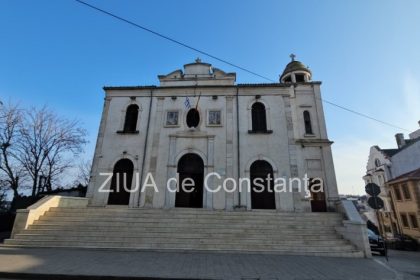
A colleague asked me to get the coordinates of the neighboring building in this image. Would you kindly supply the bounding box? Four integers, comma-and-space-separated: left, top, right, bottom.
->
87, 57, 340, 212
363, 123, 420, 238
387, 167, 420, 242
363, 146, 399, 238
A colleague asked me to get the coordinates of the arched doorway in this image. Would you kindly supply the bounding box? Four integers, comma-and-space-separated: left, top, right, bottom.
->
175, 153, 204, 208
108, 159, 134, 205
250, 160, 275, 209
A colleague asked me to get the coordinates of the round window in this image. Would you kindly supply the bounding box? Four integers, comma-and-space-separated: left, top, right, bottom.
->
186, 109, 200, 128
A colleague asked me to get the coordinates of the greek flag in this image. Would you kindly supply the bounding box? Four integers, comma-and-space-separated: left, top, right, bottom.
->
184, 97, 191, 109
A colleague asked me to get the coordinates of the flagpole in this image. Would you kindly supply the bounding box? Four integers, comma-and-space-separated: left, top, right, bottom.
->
195, 92, 201, 110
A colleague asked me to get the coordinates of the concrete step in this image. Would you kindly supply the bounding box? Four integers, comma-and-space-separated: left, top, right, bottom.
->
47, 208, 342, 221
1, 241, 364, 258
27, 224, 338, 236
39, 214, 342, 226
34, 220, 334, 232
21, 229, 340, 240
3, 238, 355, 252
37, 215, 342, 226
46, 207, 341, 219
13, 234, 349, 246
46, 208, 342, 219
5, 207, 363, 257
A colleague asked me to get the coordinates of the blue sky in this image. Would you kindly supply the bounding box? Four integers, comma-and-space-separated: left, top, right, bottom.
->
1, 0, 420, 195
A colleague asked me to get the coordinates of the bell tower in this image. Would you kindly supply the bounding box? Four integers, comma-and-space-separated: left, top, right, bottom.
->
280, 54, 312, 83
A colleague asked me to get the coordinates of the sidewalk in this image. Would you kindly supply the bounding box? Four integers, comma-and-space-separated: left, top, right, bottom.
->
0, 247, 416, 280
374, 250, 420, 279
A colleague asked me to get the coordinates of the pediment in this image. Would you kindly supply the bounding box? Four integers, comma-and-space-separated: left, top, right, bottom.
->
158, 59, 236, 86
157, 69, 183, 80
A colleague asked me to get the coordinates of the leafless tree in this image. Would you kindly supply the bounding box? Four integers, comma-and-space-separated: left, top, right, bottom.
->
75, 159, 92, 187
17, 106, 87, 196
0, 102, 26, 200
0, 103, 87, 198
0, 181, 9, 212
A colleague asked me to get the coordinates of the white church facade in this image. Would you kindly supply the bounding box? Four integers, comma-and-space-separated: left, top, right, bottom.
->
8, 57, 371, 257
86, 57, 340, 212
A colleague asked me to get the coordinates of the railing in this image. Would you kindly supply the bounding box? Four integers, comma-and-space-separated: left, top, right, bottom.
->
11, 195, 88, 238
335, 200, 372, 258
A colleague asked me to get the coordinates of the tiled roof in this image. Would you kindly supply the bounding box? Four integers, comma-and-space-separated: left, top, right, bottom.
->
376, 136, 420, 158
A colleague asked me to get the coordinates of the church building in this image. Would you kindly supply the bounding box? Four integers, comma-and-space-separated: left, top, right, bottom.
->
86, 56, 339, 212
7, 57, 370, 257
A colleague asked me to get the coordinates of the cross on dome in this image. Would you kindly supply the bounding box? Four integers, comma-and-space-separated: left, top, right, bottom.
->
289, 53, 296, 61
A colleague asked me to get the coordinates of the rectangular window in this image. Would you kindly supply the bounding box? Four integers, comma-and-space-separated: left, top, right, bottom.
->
295, 74, 305, 82
208, 110, 221, 126
409, 214, 418, 228
165, 111, 179, 126
394, 185, 402, 201
401, 183, 411, 200
401, 213, 409, 228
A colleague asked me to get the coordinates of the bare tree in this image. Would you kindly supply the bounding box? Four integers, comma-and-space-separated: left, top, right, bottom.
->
0, 102, 26, 200
0, 181, 9, 212
17, 106, 87, 196
75, 159, 92, 187
42, 119, 87, 188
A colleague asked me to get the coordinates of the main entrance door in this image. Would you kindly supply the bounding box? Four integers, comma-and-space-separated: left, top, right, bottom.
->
250, 160, 276, 209
175, 153, 204, 208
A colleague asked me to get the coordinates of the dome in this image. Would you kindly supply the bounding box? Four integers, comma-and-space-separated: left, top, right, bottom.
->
280, 55, 312, 83
281, 61, 311, 79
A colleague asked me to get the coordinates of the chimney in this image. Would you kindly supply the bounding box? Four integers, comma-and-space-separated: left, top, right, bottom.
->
408, 120, 420, 140
395, 133, 406, 148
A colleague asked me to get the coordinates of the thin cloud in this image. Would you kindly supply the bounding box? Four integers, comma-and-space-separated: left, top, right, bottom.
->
332, 71, 420, 195
402, 71, 420, 127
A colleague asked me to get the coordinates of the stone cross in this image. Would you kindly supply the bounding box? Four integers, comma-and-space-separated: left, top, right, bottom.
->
290, 53, 296, 61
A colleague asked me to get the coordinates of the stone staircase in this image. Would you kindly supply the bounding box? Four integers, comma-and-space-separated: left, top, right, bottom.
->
4, 207, 364, 257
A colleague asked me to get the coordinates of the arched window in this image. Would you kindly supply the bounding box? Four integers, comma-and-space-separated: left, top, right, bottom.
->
251, 102, 267, 132
186, 108, 200, 128
295, 74, 305, 82
123, 104, 139, 132
303, 110, 313, 135
375, 159, 381, 167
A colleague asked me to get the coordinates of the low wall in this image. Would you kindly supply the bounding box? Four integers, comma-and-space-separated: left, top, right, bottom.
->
11, 195, 88, 238
336, 200, 372, 258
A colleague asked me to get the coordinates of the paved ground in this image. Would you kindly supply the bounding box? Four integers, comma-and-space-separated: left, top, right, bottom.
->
373, 250, 420, 279
0, 247, 419, 280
